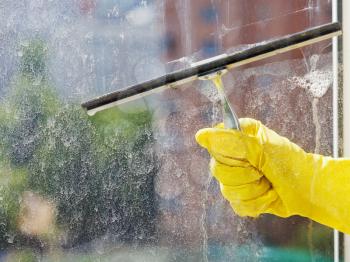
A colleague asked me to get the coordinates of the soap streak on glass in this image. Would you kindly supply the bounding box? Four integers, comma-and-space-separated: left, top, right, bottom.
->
288, 51, 333, 261
201, 168, 212, 262
197, 70, 240, 261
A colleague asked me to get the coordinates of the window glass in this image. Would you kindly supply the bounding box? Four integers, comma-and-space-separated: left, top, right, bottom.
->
0, 0, 336, 261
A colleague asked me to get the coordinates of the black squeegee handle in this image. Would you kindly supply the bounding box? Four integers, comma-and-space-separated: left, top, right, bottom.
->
82, 22, 341, 113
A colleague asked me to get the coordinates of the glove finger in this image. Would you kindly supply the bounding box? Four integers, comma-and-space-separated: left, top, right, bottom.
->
211, 151, 250, 167
229, 189, 279, 217
220, 177, 271, 202
210, 158, 262, 186
238, 118, 261, 137
214, 123, 225, 129
214, 118, 262, 137
195, 128, 262, 167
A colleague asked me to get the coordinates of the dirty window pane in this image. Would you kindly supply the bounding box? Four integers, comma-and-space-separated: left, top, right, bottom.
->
0, 0, 336, 261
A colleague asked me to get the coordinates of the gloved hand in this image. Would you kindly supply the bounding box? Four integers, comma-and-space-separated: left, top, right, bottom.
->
196, 118, 350, 234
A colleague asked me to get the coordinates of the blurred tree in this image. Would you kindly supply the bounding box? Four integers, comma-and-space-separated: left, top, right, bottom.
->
91, 107, 157, 243
20, 40, 48, 80
28, 105, 157, 247
0, 39, 158, 250
28, 105, 103, 246
0, 40, 60, 251
0, 40, 59, 166
0, 160, 28, 249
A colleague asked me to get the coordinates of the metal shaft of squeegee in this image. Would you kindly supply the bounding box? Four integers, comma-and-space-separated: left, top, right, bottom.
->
197, 69, 240, 130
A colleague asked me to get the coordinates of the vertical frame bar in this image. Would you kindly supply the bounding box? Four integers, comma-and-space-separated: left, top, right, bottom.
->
342, 0, 350, 261
332, 0, 340, 261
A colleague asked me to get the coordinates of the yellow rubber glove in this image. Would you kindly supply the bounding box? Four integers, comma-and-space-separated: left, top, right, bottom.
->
196, 118, 350, 234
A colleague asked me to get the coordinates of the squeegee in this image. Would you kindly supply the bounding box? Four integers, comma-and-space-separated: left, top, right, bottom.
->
82, 22, 342, 129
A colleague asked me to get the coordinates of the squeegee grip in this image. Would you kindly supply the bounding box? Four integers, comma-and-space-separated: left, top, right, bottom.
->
216, 87, 240, 130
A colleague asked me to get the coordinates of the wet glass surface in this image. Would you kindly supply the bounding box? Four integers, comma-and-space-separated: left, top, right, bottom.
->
0, 0, 336, 261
